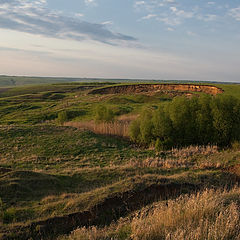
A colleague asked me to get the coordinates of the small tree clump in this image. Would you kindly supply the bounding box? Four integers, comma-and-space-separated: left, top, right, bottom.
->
129, 95, 240, 150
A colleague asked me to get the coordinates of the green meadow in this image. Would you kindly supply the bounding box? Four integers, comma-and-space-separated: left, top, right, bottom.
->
0, 78, 240, 239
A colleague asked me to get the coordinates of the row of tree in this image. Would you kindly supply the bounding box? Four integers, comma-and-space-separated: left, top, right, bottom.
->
129, 95, 240, 150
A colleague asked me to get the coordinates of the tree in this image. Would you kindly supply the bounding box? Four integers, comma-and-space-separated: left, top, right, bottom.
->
211, 95, 240, 146
196, 95, 214, 145
128, 94, 240, 150
152, 106, 173, 149
57, 111, 69, 125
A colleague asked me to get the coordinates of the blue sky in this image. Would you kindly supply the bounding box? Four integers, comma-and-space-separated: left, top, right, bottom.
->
0, 0, 240, 82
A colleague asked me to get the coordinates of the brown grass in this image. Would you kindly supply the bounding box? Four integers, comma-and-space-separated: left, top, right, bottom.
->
129, 145, 221, 169
64, 120, 130, 137
131, 187, 240, 240
61, 187, 240, 240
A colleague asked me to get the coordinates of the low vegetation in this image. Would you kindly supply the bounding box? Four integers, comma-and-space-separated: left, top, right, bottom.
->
0, 79, 240, 239
63, 187, 240, 240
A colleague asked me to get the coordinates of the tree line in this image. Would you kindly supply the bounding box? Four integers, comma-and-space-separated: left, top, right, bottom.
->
129, 95, 240, 150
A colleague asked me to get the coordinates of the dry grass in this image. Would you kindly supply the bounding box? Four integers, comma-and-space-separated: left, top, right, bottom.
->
61, 187, 240, 240
131, 187, 240, 240
64, 120, 130, 137
117, 114, 139, 122
127, 145, 238, 170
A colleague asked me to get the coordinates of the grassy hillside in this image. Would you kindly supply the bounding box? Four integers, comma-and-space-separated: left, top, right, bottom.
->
0, 80, 240, 239
1, 81, 240, 126
0, 76, 161, 87
0, 76, 123, 87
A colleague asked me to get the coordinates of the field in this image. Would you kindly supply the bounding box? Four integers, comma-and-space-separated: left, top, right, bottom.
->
0, 79, 240, 239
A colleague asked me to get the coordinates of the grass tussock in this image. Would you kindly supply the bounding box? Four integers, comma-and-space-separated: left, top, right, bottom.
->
62, 187, 240, 240
131, 187, 240, 240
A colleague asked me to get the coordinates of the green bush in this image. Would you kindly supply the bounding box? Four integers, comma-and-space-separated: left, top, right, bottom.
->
57, 111, 69, 125
95, 105, 115, 123
57, 110, 86, 124
130, 95, 240, 150
129, 119, 141, 143
3, 207, 16, 224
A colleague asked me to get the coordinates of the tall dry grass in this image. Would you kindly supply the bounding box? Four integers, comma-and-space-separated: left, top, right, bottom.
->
64, 120, 130, 137
129, 145, 220, 169
131, 187, 240, 240
60, 187, 240, 240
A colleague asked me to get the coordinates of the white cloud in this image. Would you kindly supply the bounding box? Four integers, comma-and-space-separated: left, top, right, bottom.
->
158, 17, 181, 26
0, 0, 136, 44
75, 13, 84, 17
170, 7, 194, 18
84, 0, 96, 6
134, 0, 176, 12
141, 14, 157, 20
229, 7, 240, 21
207, 2, 215, 5
187, 31, 197, 36
101, 21, 113, 25
197, 14, 217, 22
135, 1, 145, 6
164, 0, 176, 3
135, 1, 195, 26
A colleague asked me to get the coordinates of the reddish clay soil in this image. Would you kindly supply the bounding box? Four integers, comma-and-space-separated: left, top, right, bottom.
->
89, 84, 223, 95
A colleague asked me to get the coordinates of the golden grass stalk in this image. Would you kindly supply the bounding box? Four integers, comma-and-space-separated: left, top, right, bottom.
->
131, 188, 240, 240
64, 120, 130, 137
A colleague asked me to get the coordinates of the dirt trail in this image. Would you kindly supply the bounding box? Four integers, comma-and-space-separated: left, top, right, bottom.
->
3, 182, 199, 240
89, 84, 223, 95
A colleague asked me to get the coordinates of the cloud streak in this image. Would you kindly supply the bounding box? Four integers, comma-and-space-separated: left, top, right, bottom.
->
229, 7, 240, 21
0, 0, 136, 44
134, 0, 238, 28
135, 0, 195, 26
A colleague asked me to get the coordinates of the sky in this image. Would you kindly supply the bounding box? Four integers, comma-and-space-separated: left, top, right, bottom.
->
0, 0, 240, 82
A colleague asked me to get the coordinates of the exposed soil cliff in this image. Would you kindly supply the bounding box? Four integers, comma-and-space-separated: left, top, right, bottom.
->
89, 84, 223, 95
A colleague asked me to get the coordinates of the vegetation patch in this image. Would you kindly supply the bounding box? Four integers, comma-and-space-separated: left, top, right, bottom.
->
130, 95, 240, 149
0, 80, 240, 239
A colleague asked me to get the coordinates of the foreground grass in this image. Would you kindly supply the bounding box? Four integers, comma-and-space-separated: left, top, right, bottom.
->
61, 187, 240, 240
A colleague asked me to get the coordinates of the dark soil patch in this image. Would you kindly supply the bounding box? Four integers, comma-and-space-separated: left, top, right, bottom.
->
2, 182, 199, 240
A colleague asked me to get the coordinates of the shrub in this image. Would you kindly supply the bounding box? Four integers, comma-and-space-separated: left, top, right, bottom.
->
57, 111, 69, 125
95, 105, 114, 123
139, 109, 154, 145
231, 141, 240, 151
129, 119, 141, 143
3, 207, 16, 224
